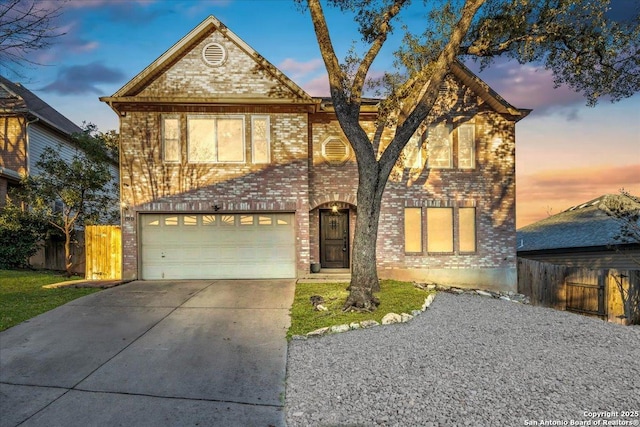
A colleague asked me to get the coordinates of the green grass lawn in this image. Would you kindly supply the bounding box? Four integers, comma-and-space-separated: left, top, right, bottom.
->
0, 270, 100, 332
0, 271, 428, 337
288, 280, 432, 339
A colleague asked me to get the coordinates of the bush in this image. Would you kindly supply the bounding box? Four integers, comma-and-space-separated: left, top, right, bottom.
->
0, 203, 48, 269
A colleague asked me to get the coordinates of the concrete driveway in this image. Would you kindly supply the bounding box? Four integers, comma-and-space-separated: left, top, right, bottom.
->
0, 279, 295, 427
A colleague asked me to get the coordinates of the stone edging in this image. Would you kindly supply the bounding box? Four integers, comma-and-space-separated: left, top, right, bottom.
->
291, 284, 530, 340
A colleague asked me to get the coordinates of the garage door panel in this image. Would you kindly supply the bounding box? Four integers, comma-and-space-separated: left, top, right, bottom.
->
140, 213, 296, 279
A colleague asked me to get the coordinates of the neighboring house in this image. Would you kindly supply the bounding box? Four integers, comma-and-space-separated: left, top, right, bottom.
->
517, 194, 640, 269
101, 15, 530, 291
0, 75, 119, 270
1, 75, 79, 205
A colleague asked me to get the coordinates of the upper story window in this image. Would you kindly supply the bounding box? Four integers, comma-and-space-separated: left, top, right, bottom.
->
457, 123, 475, 169
252, 116, 270, 164
426, 124, 453, 169
162, 117, 180, 163
187, 116, 245, 163
403, 132, 424, 169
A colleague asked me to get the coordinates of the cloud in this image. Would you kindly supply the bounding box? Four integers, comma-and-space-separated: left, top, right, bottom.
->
279, 58, 324, 79
529, 164, 640, 188
301, 74, 330, 97
40, 62, 126, 95
467, 59, 586, 119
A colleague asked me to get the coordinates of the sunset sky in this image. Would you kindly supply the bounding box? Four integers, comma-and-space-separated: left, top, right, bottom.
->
3, 0, 638, 227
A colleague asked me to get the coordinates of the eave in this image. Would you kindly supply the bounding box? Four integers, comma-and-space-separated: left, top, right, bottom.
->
451, 61, 531, 122
100, 96, 321, 116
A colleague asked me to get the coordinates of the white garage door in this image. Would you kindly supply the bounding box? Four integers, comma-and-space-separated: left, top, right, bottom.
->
140, 213, 296, 279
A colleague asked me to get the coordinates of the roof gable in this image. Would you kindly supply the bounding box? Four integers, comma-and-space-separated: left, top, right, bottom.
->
0, 75, 82, 136
450, 61, 530, 121
106, 15, 313, 105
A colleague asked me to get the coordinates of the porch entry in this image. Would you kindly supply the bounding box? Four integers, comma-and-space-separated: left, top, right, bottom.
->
320, 209, 350, 268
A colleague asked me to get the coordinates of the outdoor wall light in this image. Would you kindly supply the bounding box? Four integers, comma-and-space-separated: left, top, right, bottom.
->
331, 204, 339, 213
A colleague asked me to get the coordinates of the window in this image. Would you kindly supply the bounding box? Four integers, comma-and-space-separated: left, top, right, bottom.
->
258, 215, 273, 225
240, 215, 254, 226
187, 116, 244, 163
202, 215, 216, 226
252, 116, 270, 163
163, 117, 180, 163
427, 208, 453, 252
404, 208, 422, 252
403, 133, 424, 169
427, 124, 453, 169
277, 216, 290, 226
459, 208, 476, 252
220, 215, 235, 226
165, 216, 178, 226
183, 215, 197, 226
458, 123, 475, 169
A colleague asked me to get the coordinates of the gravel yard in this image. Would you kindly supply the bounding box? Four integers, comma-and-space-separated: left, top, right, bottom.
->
285, 292, 640, 426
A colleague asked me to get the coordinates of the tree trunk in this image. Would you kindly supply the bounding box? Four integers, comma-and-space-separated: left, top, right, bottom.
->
64, 228, 73, 277
343, 164, 386, 312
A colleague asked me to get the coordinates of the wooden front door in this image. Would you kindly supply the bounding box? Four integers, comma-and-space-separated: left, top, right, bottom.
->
320, 209, 349, 268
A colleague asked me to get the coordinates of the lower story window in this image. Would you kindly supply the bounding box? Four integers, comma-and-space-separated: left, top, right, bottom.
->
404, 206, 477, 254
459, 207, 476, 252
427, 207, 454, 253
404, 208, 422, 252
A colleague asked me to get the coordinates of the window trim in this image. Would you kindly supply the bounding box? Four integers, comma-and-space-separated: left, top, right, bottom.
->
162, 116, 181, 163
251, 116, 271, 164
187, 115, 246, 164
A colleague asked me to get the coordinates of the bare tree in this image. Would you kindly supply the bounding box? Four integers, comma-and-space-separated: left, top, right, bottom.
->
0, 0, 64, 75
300, 0, 640, 311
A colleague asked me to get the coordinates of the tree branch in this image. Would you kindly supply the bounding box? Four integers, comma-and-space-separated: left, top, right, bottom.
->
379, 0, 486, 175
352, 0, 408, 101
307, 0, 347, 102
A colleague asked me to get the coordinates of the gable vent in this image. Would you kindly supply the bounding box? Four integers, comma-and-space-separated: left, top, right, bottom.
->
322, 138, 350, 165
202, 43, 227, 67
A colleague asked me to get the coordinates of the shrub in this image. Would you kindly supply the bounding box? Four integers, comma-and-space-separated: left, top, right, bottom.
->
0, 202, 48, 269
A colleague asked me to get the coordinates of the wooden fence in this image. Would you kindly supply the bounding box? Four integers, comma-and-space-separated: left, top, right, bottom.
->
518, 258, 640, 325
85, 225, 121, 280
29, 233, 85, 275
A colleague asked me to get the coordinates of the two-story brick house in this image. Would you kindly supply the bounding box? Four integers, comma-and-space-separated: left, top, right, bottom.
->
101, 15, 529, 291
